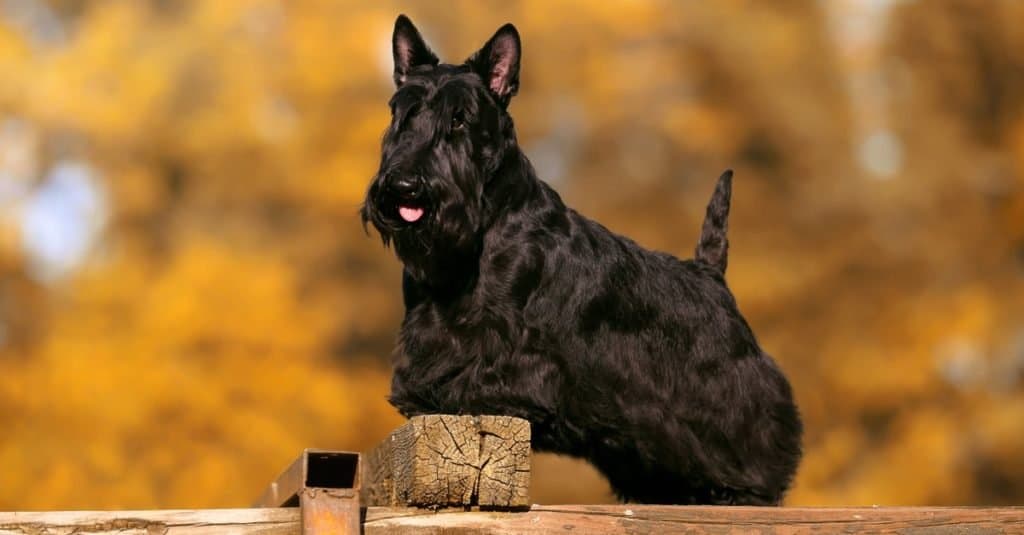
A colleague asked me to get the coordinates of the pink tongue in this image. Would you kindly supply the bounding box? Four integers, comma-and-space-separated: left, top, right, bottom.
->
399, 206, 424, 222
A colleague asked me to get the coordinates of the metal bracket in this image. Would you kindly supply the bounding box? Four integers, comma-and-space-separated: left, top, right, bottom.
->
255, 449, 361, 535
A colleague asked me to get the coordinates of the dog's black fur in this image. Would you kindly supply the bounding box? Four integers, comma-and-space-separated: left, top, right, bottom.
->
362, 15, 802, 505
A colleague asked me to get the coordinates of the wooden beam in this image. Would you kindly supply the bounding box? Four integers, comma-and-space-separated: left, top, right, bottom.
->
0, 508, 299, 535
362, 415, 531, 508
2, 505, 1023, 534
362, 505, 1024, 534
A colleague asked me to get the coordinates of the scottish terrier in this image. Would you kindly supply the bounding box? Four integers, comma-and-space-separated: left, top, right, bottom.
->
362, 15, 802, 505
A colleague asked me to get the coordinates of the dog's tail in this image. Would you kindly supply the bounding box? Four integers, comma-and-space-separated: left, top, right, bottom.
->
694, 169, 733, 274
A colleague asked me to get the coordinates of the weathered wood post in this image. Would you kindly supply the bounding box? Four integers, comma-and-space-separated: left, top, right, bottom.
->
362, 415, 531, 509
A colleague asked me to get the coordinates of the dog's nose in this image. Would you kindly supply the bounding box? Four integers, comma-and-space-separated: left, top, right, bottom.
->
388, 176, 423, 198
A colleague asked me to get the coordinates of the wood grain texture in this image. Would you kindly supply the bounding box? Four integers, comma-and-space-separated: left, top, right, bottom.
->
363, 505, 1024, 534
362, 415, 531, 508
0, 508, 299, 535
1, 505, 1022, 534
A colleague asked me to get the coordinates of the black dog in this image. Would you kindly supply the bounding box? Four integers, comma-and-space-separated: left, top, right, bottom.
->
362, 15, 802, 505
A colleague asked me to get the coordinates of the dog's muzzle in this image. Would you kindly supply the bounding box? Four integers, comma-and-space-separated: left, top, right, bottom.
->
383, 175, 427, 223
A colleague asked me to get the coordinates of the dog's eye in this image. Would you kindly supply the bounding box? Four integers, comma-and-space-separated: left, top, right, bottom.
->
451, 110, 466, 131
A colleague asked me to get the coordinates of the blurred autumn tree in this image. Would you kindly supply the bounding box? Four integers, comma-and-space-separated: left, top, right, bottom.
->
0, 0, 1021, 509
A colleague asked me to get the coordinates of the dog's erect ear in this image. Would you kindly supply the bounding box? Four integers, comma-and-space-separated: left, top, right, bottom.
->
393, 14, 439, 87
466, 23, 521, 107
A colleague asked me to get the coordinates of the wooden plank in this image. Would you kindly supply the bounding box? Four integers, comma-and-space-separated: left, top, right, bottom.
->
2, 505, 1023, 534
362, 415, 531, 508
362, 505, 1024, 534
0, 508, 299, 535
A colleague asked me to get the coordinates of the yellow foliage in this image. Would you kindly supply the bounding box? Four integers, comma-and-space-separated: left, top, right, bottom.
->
0, 241, 402, 508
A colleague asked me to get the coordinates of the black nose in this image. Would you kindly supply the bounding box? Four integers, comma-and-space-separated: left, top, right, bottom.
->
387, 175, 423, 199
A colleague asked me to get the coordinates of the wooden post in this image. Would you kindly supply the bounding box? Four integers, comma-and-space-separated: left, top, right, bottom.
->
362, 415, 531, 509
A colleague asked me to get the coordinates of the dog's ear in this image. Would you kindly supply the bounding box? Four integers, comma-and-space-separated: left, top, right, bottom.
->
393, 14, 439, 87
466, 23, 521, 107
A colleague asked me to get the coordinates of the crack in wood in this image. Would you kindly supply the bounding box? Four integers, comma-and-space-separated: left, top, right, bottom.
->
361, 415, 530, 509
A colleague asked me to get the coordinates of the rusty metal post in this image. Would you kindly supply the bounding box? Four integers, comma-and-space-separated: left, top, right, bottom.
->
255, 449, 361, 535
299, 487, 360, 535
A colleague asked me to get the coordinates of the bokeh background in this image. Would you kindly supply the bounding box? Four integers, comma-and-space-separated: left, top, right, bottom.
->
1, 0, 1023, 510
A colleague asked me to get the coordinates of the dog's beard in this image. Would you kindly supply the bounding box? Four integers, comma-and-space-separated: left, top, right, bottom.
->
363, 175, 486, 290
394, 201, 483, 288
